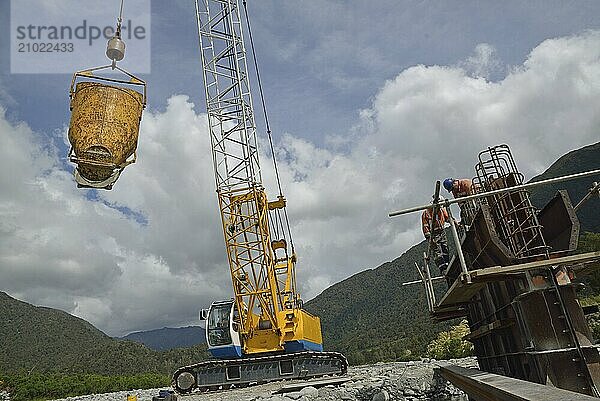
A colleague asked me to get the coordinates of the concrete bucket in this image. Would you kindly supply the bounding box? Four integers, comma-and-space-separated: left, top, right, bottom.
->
68, 67, 146, 189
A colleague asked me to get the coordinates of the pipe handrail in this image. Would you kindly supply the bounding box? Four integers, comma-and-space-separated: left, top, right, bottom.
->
389, 169, 600, 218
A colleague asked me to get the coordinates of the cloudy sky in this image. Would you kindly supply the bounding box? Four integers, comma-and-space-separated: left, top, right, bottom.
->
1, 0, 599, 337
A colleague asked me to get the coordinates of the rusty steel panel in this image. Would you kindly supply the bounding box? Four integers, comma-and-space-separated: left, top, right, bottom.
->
463, 204, 515, 268
444, 204, 515, 286
538, 190, 580, 254
513, 284, 592, 351
531, 349, 600, 395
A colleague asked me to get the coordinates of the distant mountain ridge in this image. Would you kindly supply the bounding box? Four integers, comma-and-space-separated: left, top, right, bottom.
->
121, 326, 206, 350
0, 291, 208, 375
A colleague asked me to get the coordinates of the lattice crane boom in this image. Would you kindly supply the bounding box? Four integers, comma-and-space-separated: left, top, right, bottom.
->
195, 0, 307, 354
172, 1, 347, 394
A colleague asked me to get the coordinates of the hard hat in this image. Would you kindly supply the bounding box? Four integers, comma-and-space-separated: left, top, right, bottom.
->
443, 178, 454, 192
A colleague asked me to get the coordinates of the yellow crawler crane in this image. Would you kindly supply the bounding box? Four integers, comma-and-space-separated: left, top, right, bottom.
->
172, 0, 347, 393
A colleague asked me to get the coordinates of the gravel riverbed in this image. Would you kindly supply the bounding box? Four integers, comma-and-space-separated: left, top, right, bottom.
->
51, 358, 477, 401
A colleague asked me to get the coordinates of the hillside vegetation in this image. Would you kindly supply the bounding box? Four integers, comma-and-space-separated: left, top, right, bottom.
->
529, 141, 600, 233
0, 292, 208, 376
304, 239, 454, 365
0, 373, 168, 401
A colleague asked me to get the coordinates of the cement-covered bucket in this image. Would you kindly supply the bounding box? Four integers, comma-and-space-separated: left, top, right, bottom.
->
68, 66, 146, 189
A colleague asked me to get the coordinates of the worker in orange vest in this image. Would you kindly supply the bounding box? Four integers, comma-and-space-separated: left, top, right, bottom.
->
421, 205, 450, 275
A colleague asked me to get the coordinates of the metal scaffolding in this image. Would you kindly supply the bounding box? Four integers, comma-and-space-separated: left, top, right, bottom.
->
390, 144, 600, 397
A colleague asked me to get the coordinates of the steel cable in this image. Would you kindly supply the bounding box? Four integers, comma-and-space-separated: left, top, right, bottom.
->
242, 0, 294, 248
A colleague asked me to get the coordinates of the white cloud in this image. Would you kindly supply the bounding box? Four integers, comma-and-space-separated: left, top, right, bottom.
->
1, 31, 599, 336
0, 98, 225, 336
459, 43, 503, 79
267, 31, 600, 298
0, 78, 16, 108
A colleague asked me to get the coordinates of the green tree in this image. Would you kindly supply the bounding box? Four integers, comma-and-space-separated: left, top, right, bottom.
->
579, 232, 600, 257
427, 320, 473, 360
577, 232, 600, 297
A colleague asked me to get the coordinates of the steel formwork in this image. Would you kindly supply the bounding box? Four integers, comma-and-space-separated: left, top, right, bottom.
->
439, 145, 600, 397
474, 145, 549, 260
389, 146, 600, 396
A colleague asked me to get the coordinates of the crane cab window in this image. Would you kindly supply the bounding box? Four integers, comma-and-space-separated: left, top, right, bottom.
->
208, 304, 233, 346
232, 304, 240, 332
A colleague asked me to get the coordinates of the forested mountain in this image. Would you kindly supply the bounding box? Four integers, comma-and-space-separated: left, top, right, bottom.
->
0, 291, 208, 375
304, 239, 451, 365
121, 326, 206, 351
528, 142, 600, 233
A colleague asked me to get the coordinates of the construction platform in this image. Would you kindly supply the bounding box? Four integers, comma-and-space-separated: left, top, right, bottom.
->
434, 251, 600, 312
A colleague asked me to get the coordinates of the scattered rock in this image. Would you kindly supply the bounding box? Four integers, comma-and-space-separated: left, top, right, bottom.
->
371, 390, 389, 401
283, 391, 303, 400
50, 358, 476, 401
298, 386, 318, 398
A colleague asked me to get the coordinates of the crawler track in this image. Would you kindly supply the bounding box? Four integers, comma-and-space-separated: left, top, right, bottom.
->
172, 351, 348, 394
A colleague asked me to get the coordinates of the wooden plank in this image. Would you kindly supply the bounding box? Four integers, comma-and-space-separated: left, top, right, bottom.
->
471, 251, 600, 281
436, 277, 485, 308
435, 252, 600, 310
463, 319, 514, 341
437, 364, 599, 401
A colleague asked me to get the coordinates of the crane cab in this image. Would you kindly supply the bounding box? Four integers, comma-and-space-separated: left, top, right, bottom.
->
202, 300, 242, 359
